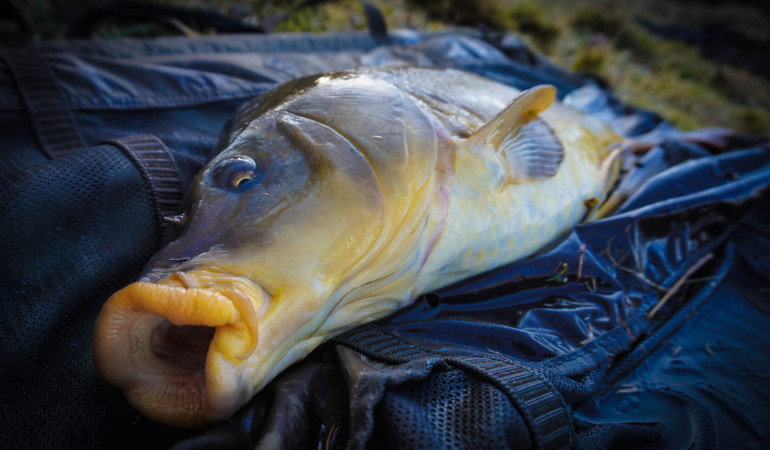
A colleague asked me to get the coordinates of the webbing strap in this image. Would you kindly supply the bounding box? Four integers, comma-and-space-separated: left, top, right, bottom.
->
100, 135, 184, 243
361, 1, 389, 44
1, 49, 85, 159
335, 325, 574, 450
261, 0, 389, 44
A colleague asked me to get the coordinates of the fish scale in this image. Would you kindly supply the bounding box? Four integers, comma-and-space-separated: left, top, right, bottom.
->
419, 131, 607, 291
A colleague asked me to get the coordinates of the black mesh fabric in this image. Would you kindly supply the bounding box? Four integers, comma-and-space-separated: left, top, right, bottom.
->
0, 111, 47, 174
371, 369, 529, 450
0, 144, 201, 448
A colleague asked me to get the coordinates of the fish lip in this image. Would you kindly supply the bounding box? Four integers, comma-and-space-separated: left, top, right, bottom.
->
92, 269, 270, 428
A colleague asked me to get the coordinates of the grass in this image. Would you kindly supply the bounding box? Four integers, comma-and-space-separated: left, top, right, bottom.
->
492, 0, 770, 135
425, 0, 770, 135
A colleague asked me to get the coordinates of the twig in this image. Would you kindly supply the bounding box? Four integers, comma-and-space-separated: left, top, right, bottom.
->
579, 322, 596, 346
646, 252, 715, 320
615, 382, 641, 394
627, 230, 643, 276
604, 237, 666, 291
683, 276, 721, 285
744, 290, 770, 315
633, 273, 667, 291
577, 243, 586, 280
604, 239, 632, 271
618, 314, 633, 339
616, 386, 642, 394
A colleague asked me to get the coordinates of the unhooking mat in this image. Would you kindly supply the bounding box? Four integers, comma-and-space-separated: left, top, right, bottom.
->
1, 25, 769, 450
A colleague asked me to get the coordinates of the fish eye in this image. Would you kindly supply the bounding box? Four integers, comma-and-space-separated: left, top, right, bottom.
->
210, 156, 260, 191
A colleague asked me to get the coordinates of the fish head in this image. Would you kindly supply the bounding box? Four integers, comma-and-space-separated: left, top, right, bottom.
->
153, 109, 389, 291
94, 71, 447, 429
93, 110, 389, 428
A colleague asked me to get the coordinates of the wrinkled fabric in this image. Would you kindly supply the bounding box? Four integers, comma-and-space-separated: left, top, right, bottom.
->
0, 29, 768, 450
347, 146, 769, 449
1, 31, 639, 175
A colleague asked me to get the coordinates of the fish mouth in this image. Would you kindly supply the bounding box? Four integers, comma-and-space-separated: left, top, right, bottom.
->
92, 271, 270, 428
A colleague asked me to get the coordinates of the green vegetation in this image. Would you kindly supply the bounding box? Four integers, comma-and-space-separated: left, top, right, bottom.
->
505, 2, 560, 51
490, 0, 770, 135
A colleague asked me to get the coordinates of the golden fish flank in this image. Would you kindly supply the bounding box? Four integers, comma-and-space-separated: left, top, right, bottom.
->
92, 67, 623, 428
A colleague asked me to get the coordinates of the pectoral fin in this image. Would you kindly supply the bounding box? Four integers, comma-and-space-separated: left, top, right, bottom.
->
469, 85, 564, 184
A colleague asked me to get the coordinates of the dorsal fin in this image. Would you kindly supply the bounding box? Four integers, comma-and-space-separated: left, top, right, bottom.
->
468, 85, 564, 184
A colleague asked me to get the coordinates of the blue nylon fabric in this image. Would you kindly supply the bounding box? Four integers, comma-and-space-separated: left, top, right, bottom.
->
361, 147, 770, 448
1, 28, 768, 449
2, 31, 636, 177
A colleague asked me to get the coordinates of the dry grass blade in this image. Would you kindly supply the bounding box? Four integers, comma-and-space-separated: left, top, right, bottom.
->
743, 290, 770, 315
603, 236, 667, 291
646, 252, 714, 320
577, 243, 586, 280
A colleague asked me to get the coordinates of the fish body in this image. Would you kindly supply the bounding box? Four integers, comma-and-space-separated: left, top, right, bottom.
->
93, 67, 622, 428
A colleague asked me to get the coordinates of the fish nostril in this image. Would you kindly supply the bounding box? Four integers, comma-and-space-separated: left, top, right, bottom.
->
170, 271, 193, 289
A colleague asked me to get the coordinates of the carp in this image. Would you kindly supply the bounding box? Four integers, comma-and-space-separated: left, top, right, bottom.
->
93, 67, 622, 428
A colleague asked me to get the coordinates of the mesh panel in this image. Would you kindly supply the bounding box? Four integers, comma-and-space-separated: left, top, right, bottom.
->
370, 369, 531, 450
0, 112, 48, 176
0, 145, 192, 449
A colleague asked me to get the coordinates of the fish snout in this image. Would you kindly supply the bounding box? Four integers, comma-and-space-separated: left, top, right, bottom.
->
92, 272, 270, 428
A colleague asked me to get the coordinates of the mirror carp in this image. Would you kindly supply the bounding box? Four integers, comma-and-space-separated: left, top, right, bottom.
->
93, 67, 622, 428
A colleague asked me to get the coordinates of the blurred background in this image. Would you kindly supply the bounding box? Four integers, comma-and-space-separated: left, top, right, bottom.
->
1, 0, 768, 135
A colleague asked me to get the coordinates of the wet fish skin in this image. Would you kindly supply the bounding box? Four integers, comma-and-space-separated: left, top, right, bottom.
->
93, 67, 622, 428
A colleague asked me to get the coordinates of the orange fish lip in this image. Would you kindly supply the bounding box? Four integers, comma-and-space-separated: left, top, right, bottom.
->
93, 274, 269, 428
